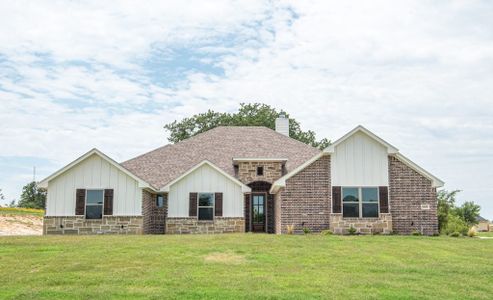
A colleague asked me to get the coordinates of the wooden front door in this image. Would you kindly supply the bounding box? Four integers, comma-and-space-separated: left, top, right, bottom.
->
252, 194, 266, 232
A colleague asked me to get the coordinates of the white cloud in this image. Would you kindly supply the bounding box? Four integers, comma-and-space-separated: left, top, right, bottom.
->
0, 0, 492, 218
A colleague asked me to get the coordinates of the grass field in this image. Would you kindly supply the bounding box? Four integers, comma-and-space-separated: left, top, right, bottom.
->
0, 234, 492, 299
0, 207, 45, 216
477, 231, 493, 237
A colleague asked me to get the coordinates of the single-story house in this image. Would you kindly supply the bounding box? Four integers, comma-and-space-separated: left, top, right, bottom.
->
476, 216, 491, 232
39, 116, 444, 235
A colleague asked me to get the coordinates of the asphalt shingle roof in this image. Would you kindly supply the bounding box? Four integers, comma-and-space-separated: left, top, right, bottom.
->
121, 126, 321, 189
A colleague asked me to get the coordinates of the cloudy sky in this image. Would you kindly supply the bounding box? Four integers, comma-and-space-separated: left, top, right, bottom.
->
0, 1, 492, 219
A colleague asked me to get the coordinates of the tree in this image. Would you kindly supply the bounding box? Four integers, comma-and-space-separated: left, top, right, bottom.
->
453, 201, 481, 226
437, 189, 460, 232
17, 181, 46, 209
0, 188, 4, 202
164, 103, 331, 149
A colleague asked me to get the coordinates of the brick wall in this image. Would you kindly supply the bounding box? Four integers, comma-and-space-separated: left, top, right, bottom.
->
389, 156, 438, 235
166, 217, 245, 234
142, 190, 167, 234
237, 161, 283, 184
43, 216, 143, 234
279, 155, 331, 233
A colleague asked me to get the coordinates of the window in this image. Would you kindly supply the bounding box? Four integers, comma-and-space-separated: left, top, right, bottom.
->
198, 193, 214, 221
342, 187, 379, 218
86, 190, 103, 219
257, 166, 264, 176
156, 194, 166, 208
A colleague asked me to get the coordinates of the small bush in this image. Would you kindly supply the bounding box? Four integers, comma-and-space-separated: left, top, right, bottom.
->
372, 231, 381, 235
467, 227, 477, 237
286, 225, 295, 235
444, 215, 468, 236
321, 230, 333, 236
303, 227, 311, 234
348, 227, 357, 235
449, 231, 461, 237
411, 230, 422, 236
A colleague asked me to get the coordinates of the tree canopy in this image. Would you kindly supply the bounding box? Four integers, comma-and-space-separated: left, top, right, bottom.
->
437, 190, 481, 234
17, 181, 46, 209
164, 103, 330, 149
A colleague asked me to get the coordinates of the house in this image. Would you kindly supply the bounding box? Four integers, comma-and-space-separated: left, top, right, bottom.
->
476, 216, 491, 232
39, 116, 444, 235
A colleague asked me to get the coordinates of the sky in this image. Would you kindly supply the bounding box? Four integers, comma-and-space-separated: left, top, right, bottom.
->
0, 1, 492, 219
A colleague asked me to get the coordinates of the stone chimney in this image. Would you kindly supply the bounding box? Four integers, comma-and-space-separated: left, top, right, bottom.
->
275, 114, 289, 136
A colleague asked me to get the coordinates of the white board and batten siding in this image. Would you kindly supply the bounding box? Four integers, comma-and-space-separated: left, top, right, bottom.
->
331, 131, 389, 186
168, 163, 244, 218
46, 154, 142, 216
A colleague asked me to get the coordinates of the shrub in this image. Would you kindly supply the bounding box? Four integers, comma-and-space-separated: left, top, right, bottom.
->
467, 227, 477, 237
449, 231, 461, 237
321, 230, 333, 236
444, 214, 468, 236
348, 226, 357, 235
411, 230, 422, 236
303, 227, 311, 234
286, 225, 295, 235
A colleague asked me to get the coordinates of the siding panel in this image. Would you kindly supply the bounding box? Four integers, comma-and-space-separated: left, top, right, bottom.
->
332, 131, 389, 186
46, 153, 142, 216
168, 164, 244, 218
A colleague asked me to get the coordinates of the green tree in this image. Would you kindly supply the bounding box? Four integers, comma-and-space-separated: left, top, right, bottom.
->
17, 181, 46, 209
164, 103, 331, 149
437, 189, 460, 232
453, 201, 481, 226
0, 188, 4, 202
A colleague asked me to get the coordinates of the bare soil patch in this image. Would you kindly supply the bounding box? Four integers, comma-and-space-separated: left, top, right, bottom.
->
0, 214, 42, 236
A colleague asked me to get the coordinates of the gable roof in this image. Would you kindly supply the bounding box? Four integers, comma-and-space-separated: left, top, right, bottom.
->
122, 126, 321, 189
38, 148, 155, 190
324, 125, 398, 154
160, 160, 251, 193
271, 125, 444, 192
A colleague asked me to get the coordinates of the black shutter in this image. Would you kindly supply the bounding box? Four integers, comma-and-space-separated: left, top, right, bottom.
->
332, 186, 341, 213
379, 186, 389, 213
75, 189, 85, 215
189, 193, 198, 217
104, 189, 114, 215
215, 193, 223, 217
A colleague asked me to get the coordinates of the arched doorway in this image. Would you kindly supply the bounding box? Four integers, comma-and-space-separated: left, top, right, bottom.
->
245, 181, 274, 233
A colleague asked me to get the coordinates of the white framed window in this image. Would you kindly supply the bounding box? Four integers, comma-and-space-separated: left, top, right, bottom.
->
342, 187, 379, 218
198, 193, 214, 221
85, 189, 104, 219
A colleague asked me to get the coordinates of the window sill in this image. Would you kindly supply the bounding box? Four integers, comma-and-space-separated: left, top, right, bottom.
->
342, 217, 381, 221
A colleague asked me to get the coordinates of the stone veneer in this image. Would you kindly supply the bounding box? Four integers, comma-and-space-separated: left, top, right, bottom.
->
142, 190, 167, 234
43, 216, 143, 235
330, 213, 393, 234
278, 155, 331, 234
237, 161, 283, 184
389, 156, 438, 235
166, 217, 245, 234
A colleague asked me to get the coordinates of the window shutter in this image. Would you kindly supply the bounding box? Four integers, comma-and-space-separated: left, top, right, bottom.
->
104, 189, 114, 215
75, 189, 85, 215
215, 193, 223, 217
379, 186, 389, 213
189, 193, 198, 217
332, 186, 341, 213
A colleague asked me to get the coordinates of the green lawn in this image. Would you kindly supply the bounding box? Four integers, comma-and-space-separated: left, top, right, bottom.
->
477, 231, 493, 237
0, 234, 492, 299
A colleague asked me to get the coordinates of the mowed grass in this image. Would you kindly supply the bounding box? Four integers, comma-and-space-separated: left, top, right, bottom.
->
477, 231, 493, 237
0, 207, 45, 216
0, 234, 492, 299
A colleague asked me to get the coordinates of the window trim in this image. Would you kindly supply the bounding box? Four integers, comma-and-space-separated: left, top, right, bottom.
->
197, 192, 215, 221
84, 189, 105, 220
342, 186, 380, 218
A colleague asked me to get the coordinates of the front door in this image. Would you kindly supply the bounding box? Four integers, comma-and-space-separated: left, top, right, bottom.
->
252, 194, 266, 232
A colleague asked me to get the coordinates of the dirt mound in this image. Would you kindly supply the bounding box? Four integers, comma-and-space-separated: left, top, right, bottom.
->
0, 214, 43, 236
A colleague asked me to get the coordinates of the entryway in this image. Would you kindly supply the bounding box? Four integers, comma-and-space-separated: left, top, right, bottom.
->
251, 193, 265, 232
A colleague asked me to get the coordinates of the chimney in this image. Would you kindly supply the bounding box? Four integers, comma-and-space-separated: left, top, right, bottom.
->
275, 114, 289, 136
